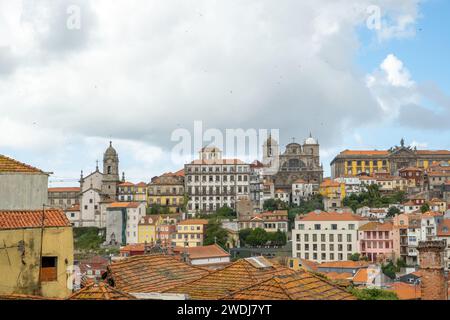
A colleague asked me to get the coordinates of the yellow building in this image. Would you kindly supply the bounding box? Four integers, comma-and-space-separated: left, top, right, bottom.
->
147, 170, 185, 213
319, 179, 346, 200
331, 141, 450, 178
171, 219, 208, 247
118, 181, 148, 202
138, 214, 181, 244
0, 209, 74, 299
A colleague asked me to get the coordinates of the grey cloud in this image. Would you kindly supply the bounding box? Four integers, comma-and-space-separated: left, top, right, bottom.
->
0, 46, 17, 75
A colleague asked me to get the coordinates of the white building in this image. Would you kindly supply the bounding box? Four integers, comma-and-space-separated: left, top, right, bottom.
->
334, 176, 364, 196
274, 189, 290, 204
356, 207, 388, 219
421, 211, 443, 241
105, 202, 146, 245
185, 146, 250, 214
292, 179, 315, 205
292, 210, 369, 263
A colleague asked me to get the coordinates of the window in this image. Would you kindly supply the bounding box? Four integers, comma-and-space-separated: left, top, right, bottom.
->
348, 224, 355, 230
312, 234, 317, 242
314, 224, 321, 230
321, 234, 326, 242
331, 224, 337, 230
298, 224, 305, 230
347, 234, 352, 242
40, 257, 57, 282
338, 234, 343, 242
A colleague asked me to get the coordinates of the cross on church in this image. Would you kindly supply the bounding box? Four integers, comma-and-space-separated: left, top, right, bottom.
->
292, 137, 296, 143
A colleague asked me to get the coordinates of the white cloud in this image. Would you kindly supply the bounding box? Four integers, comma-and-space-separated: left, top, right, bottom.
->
380, 54, 414, 87
0, 0, 426, 179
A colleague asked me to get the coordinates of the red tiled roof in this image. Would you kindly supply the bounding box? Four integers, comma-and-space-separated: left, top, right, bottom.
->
106, 254, 209, 293
386, 282, 420, 300
173, 244, 230, 260
108, 202, 141, 209
296, 211, 366, 222
48, 187, 80, 192
178, 219, 209, 225
417, 150, 450, 155
226, 272, 356, 300
340, 150, 389, 156
69, 282, 136, 300
0, 154, 45, 173
118, 182, 135, 187
359, 221, 393, 231
165, 257, 295, 300
0, 209, 71, 230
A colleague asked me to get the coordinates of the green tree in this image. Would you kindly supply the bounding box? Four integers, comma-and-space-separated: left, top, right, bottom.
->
349, 253, 361, 261
239, 228, 252, 246
245, 228, 268, 246
349, 288, 398, 300
204, 218, 228, 249
263, 198, 288, 211
267, 230, 287, 246
386, 206, 401, 218
420, 203, 430, 213
381, 261, 398, 279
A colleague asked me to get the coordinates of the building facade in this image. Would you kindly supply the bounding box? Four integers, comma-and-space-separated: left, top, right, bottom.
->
262, 134, 323, 191
171, 219, 208, 247
0, 209, 74, 299
331, 139, 450, 178
292, 211, 369, 263
185, 147, 250, 214
0, 154, 49, 210
148, 170, 185, 213
48, 187, 80, 210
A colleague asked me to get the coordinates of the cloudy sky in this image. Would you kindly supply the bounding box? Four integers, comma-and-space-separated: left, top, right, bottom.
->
0, 0, 449, 186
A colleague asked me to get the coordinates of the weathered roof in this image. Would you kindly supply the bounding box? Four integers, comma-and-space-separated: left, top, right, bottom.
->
165, 256, 295, 300
106, 254, 209, 293
0, 209, 71, 230
386, 282, 420, 300
0, 154, 45, 174
108, 202, 142, 209
296, 211, 366, 222
173, 244, 230, 260
69, 282, 136, 300
358, 221, 393, 231
437, 219, 450, 236
178, 219, 209, 225
226, 272, 356, 300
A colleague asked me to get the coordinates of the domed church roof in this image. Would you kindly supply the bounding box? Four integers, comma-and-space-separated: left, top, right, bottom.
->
304, 133, 317, 145
105, 141, 118, 156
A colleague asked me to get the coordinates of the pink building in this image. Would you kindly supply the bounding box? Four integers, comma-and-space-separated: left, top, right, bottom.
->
358, 221, 395, 263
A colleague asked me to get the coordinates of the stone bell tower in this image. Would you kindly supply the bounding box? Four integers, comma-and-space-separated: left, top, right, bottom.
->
417, 240, 448, 300
102, 141, 120, 200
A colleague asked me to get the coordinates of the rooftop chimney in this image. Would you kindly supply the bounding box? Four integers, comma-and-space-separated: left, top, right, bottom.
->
417, 240, 448, 300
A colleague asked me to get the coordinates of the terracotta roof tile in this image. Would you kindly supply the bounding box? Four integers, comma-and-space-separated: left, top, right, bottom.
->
178, 219, 209, 225
296, 211, 367, 222
340, 150, 389, 156
173, 244, 230, 260
0, 154, 45, 173
106, 254, 209, 293
386, 282, 421, 300
0, 209, 71, 230
108, 202, 142, 209
226, 272, 356, 300
359, 221, 393, 231
69, 282, 136, 300
165, 256, 295, 300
